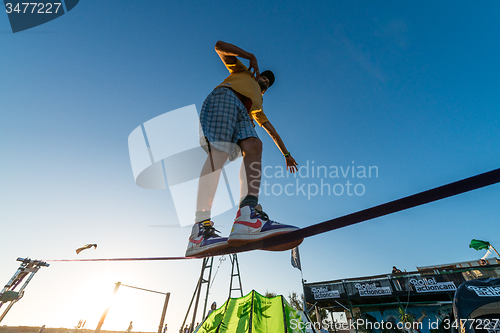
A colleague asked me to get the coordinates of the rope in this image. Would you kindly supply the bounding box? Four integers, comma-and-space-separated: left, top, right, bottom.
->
45, 256, 199, 262
205, 167, 500, 256
210, 256, 226, 289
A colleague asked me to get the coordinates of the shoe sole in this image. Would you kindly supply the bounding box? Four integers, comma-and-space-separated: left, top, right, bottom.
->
185, 241, 231, 258
227, 228, 299, 248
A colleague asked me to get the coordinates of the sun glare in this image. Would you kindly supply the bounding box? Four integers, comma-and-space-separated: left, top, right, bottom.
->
44, 268, 167, 332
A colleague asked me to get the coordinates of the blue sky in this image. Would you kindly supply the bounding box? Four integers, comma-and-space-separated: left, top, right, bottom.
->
1, 0, 500, 331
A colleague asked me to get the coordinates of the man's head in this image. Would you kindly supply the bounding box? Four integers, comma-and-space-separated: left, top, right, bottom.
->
258, 70, 275, 93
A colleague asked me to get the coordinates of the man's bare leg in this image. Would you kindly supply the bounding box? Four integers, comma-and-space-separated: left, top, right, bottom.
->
187, 146, 230, 257
229, 136, 300, 248
239, 160, 248, 201
238, 137, 262, 207
195, 146, 229, 222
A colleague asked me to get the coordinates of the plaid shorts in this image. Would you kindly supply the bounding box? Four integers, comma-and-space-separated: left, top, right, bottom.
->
199, 87, 258, 161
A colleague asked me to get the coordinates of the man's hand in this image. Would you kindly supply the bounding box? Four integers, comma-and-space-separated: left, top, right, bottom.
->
286, 155, 298, 173
247, 54, 260, 80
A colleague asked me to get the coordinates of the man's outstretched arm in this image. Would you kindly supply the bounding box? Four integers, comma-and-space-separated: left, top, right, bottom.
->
262, 121, 298, 173
215, 41, 260, 79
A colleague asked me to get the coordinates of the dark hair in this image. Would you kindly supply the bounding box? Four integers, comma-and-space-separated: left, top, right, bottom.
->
261, 70, 275, 87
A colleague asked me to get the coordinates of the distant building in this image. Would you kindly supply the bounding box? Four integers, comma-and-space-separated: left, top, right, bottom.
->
304, 260, 500, 333
416, 258, 498, 271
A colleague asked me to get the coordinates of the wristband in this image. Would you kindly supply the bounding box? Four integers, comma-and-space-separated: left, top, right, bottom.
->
284, 152, 290, 157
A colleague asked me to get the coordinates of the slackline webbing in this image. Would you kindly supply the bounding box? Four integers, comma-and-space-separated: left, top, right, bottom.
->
205, 167, 500, 256
45, 167, 500, 261
46, 256, 198, 262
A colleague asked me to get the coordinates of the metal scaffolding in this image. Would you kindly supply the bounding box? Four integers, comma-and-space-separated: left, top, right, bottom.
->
0, 257, 49, 323
181, 254, 243, 333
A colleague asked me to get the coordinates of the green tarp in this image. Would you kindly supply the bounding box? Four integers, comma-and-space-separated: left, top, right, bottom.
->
195, 290, 318, 333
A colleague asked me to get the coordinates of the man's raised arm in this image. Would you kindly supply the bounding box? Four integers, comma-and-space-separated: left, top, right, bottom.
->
215, 41, 260, 79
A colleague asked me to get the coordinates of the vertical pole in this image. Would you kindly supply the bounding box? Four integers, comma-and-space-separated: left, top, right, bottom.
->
181, 280, 200, 333
300, 267, 307, 313
157, 293, 170, 333
234, 255, 243, 297
229, 255, 235, 299
228, 254, 243, 298
190, 258, 208, 332
302, 284, 307, 312
95, 282, 121, 333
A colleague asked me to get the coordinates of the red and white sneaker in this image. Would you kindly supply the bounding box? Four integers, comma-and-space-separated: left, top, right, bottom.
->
227, 205, 301, 250
185, 220, 229, 257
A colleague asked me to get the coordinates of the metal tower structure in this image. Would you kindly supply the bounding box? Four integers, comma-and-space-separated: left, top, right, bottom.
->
180, 256, 214, 333
181, 254, 243, 333
0, 257, 49, 323
228, 254, 243, 298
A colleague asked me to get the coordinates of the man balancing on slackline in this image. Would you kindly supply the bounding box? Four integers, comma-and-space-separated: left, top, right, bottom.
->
186, 41, 300, 257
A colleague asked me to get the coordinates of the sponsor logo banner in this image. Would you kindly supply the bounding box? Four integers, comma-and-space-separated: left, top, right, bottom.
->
311, 286, 340, 299
409, 277, 456, 293
354, 283, 392, 297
